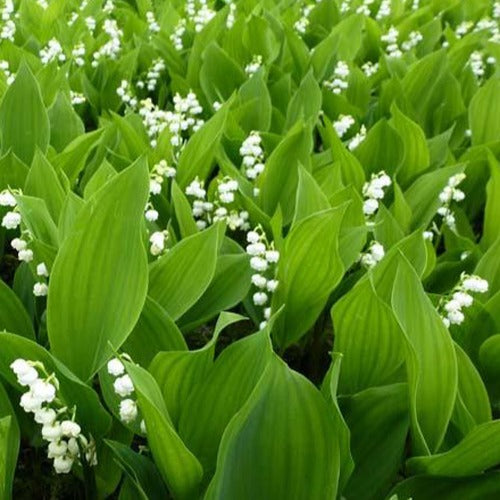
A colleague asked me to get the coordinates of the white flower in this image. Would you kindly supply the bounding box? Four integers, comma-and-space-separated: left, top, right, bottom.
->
36, 263, 49, 277
67, 437, 79, 456
266, 279, 279, 292
34, 408, 57, 425
423, 231, 434, 241
363, 198, 378, 215
42, 422, 63, 441
251, 274, 267, 288
61, 420, 81, 438
107, 358, 125, 377
145, 209, 159, 222
444, 299, 461, 313
259, 321, 267, 330
253, 292, 268, 306
11, 238, 27, 251
53, 455, 74, 474
246, 242, 266, 256
250, 256, 268, 272
0, 190, 16, 206
333, 114, 355, 138
119, 399, 138, 423
140, 419, 147, 434
370, 242, 385, 261
264, 307, 271, 320
149, 179, 162, 195
47, 440, 68, 458
31, 379, 56, 403
11, 359, 39, 386
448, 309, 465, 325
453, 291, 473, 307
150, 231, 165, 256
33, 283, 48, 297
247, 231, 260, 243
462, 276, 489, 293
18, 249, 34, 262
265, 250, 279, 263
219, 192, 234, 204
20, 391, 43, 412
1, 211, 21, 229
114, 375, 134, 397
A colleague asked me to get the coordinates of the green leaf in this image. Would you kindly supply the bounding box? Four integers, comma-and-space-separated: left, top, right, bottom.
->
15, 195, 59, 247
123, 296, 187, 369
273, 207, 345, 348
149, 223, 224, 321
285, 70, 322, 130
407, 420, 500, 477
391, 103, 430, 186
179, 329, 273, 477
342, 384, 409, 500
482, 151, 500, 249
0, 279, 35, 340
125, 362, 203, 500
105, 439, 168, 500
171, 181, 198, 238
48, 92, 85, 152
0, 62, 49, 164
469, 77, 500, 146
205, 354, 341, 500
0, 382, 19, 500
24, 150, 67, 222
391, 256, 458, 455
47, 158, 149, 380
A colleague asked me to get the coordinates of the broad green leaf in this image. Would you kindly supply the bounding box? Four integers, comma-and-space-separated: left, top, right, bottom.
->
126, 362, 203, 500
123, 296, 187, 369
272, 207, 346, 348
0, 382, 19, 500
205, 354, 341, 500
0, 62, 49, 164
0, 332, 111, 439
149, 223, 224, 320
179, 329, 273, 477
171, 180, 198, 238
392, 256, 458, 455
0, 279, 34, 340
15, 195, 59, 247
482, 151, 500, 249
24, 150, 66, 222
178, 254, 252, 332
258, 121, 313, 224
236, 70, 272, 132
391, 103, 430, 186
333, 278, 404, 394
83, 160, 117, 200
105, 440, 168, 500
0, 151, 29, 191
47, 158, 149, 380
407, 420, 500, 477
469, 77, 500, 146
342, 384, 409, 500
48, 92, 85, 152
285, 70, 322, 130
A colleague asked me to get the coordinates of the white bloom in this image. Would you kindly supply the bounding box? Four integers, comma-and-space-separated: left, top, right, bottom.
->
1, 211, 21, 229
11, 359, 39, 386
370, 242, 385, 261
453, 291, 473, 308
53, 455, 74, 474
18, 249, 34, 262
247, 231, 260, 243
251, 274, 267, 288
246, 242, 266, 256
219, 192, 234, 204
47, 440, 68, 458
20, 391, 43, 412
462, 276, 489, 293
448, 309, 465, 325
253, 292, 268, 306
444, 299, 461, 312
363, 198, 379, 215
11, 238, 27, 251
34, 408, 57, 425
119, 399, 138, 423
61, 420, 81, 438
33, 283, 49, 297
145, 209, 159, 222
0, 190, 16, 206
264, 307, 271, 320
150, 179, 162, 195
150, 231, 165, 256
31, 379, 56, 403
250, 256, 268, 272
266, 279, 279, 292
423, 231, 434, 241
42, 422, 63, 441
36, 263, 49, 277
107, 358, 125, 377
265, 250, 279, 263
114, 375, 134, 397
259, 321, 267, 330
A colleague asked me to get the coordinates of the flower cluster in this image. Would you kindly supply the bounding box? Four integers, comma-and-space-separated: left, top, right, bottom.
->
245, 55, 263, 76
0, 59, 14, 85
71, 43, 86, 67
149, 159, 176, 196
361, 171, 392, 219
149, 230, 169, 256
362, 60, 379, 77
359, 240, 385, 269
92, 19, 123, 67
240, 131, 266, 186
226, 3, 236, 29
146, 11, 160, 34
144, 58, 166, 92
107, 358, 146, 432
170, 19, 186, 50
381, 27, 402, 58
70, 91, 86, 105
117, 80, 138, 109
170, 0, 215, 50
1, 188, 21, 230
376, 0, 391, 19
439, 274, 489, 327
469, 51, 486, 81
401, 30, 423, 52
40, 38, 66, 65
11, 359, 96, 474
355, 0, 373, 16
246, 227, 279, 329
0, 0, 16, 42
324, 61, 349, 94
294, 3, 315, 35
436, 173, 466, 232
333, 114, 355, 138
33, 262, 49, 297
348, 125, 367, 151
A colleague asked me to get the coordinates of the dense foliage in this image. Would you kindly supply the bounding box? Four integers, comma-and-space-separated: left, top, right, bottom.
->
0, 0, 500, 498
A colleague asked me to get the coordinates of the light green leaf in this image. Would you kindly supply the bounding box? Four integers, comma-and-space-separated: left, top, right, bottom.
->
469, 77, 500, 146
0, 279, 35, 340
